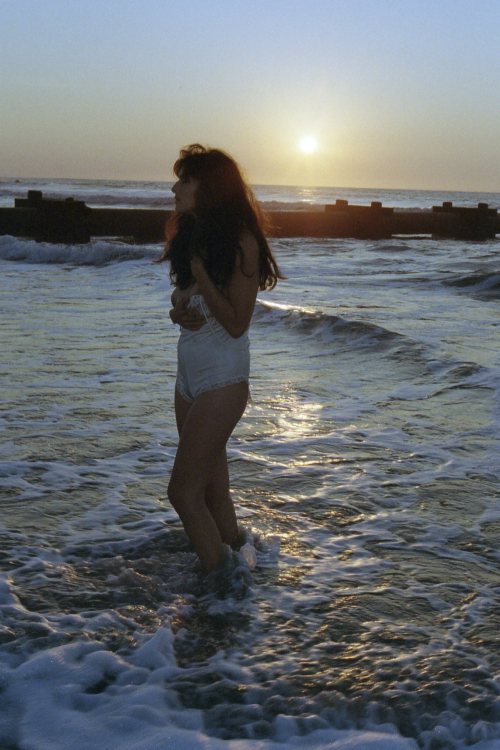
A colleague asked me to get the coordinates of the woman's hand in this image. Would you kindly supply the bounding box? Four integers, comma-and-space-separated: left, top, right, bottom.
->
169, 297, 204, 330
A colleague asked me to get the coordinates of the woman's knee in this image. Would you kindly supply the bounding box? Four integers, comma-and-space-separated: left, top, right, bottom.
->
167, 476, 200, 514
167, 477, 184, 511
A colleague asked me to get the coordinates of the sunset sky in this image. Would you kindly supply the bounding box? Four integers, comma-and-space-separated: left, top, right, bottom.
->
1, 0, 499, 190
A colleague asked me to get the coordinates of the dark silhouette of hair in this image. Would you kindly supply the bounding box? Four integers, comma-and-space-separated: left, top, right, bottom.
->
159, 144, 282, 291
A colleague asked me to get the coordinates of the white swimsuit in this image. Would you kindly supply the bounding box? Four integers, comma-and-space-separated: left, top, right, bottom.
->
176, 294, 250, 402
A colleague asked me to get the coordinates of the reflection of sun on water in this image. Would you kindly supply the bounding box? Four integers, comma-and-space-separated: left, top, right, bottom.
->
270, 385, 327, 447
298, 135, 318, 154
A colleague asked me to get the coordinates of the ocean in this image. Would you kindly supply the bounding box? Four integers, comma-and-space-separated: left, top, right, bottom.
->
1, 178, 499, 750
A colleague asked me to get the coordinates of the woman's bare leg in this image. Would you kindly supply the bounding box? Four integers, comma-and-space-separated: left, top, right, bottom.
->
175, 391, 242, 548
204, 448, 241, 548
169, 383, 248, 571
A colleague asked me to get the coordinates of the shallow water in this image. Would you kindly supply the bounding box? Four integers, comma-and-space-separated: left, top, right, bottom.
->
1, 190, 500, 749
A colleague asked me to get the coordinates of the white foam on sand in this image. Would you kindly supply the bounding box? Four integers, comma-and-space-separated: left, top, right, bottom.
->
0, 569, 421, 750
0, 609, 422, 750
1, 564, 497, 750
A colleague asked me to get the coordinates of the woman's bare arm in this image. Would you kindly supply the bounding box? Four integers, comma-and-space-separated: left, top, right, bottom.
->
190, 232, 260, 338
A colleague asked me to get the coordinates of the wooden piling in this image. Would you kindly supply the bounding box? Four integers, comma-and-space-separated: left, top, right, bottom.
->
13, 190, 91, 243
324, 200, 394, 239
431, 201, 498, 240
0, 192, 498, 243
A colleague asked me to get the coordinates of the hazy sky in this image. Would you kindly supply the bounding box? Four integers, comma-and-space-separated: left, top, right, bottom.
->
1, 0, 499, 190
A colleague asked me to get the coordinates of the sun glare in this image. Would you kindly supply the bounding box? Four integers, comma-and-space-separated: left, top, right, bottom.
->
298, 135, 318, 155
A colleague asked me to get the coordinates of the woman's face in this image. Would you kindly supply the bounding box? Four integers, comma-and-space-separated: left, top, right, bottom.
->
172, 172, 199, 214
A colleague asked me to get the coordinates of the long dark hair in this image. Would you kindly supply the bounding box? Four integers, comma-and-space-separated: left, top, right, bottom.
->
159, 144, 282, 291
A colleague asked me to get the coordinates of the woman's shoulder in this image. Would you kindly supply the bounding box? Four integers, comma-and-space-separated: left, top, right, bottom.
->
239, 229, 259, 254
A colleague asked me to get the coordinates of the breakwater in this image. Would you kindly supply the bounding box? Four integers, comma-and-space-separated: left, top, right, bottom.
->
1, 190, 498, 243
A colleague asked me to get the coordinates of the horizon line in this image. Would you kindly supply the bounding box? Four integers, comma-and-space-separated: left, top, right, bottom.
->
2, 175, 500, 196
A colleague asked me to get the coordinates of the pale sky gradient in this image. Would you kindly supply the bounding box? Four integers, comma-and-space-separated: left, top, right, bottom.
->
1, 0, 499, 190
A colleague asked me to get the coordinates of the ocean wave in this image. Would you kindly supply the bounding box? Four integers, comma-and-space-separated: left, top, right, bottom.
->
260, 200, 325, 212
85, 194, 175, 208
255, 300, 403, 349
253, 301, 492, 383
0, 235, 160, 265
444, 270, 500, 300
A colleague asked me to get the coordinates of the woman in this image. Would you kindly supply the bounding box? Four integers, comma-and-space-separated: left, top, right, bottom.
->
160, 144, 281, 573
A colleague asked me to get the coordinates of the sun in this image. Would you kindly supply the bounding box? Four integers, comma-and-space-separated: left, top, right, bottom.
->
298, 135, 318, 155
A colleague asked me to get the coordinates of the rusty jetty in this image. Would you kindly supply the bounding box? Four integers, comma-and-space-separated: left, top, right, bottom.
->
0, 190, 498, 244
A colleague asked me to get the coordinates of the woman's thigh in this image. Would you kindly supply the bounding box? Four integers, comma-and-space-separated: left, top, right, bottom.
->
171, 382, 248, 491
175, 388, 193, 436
